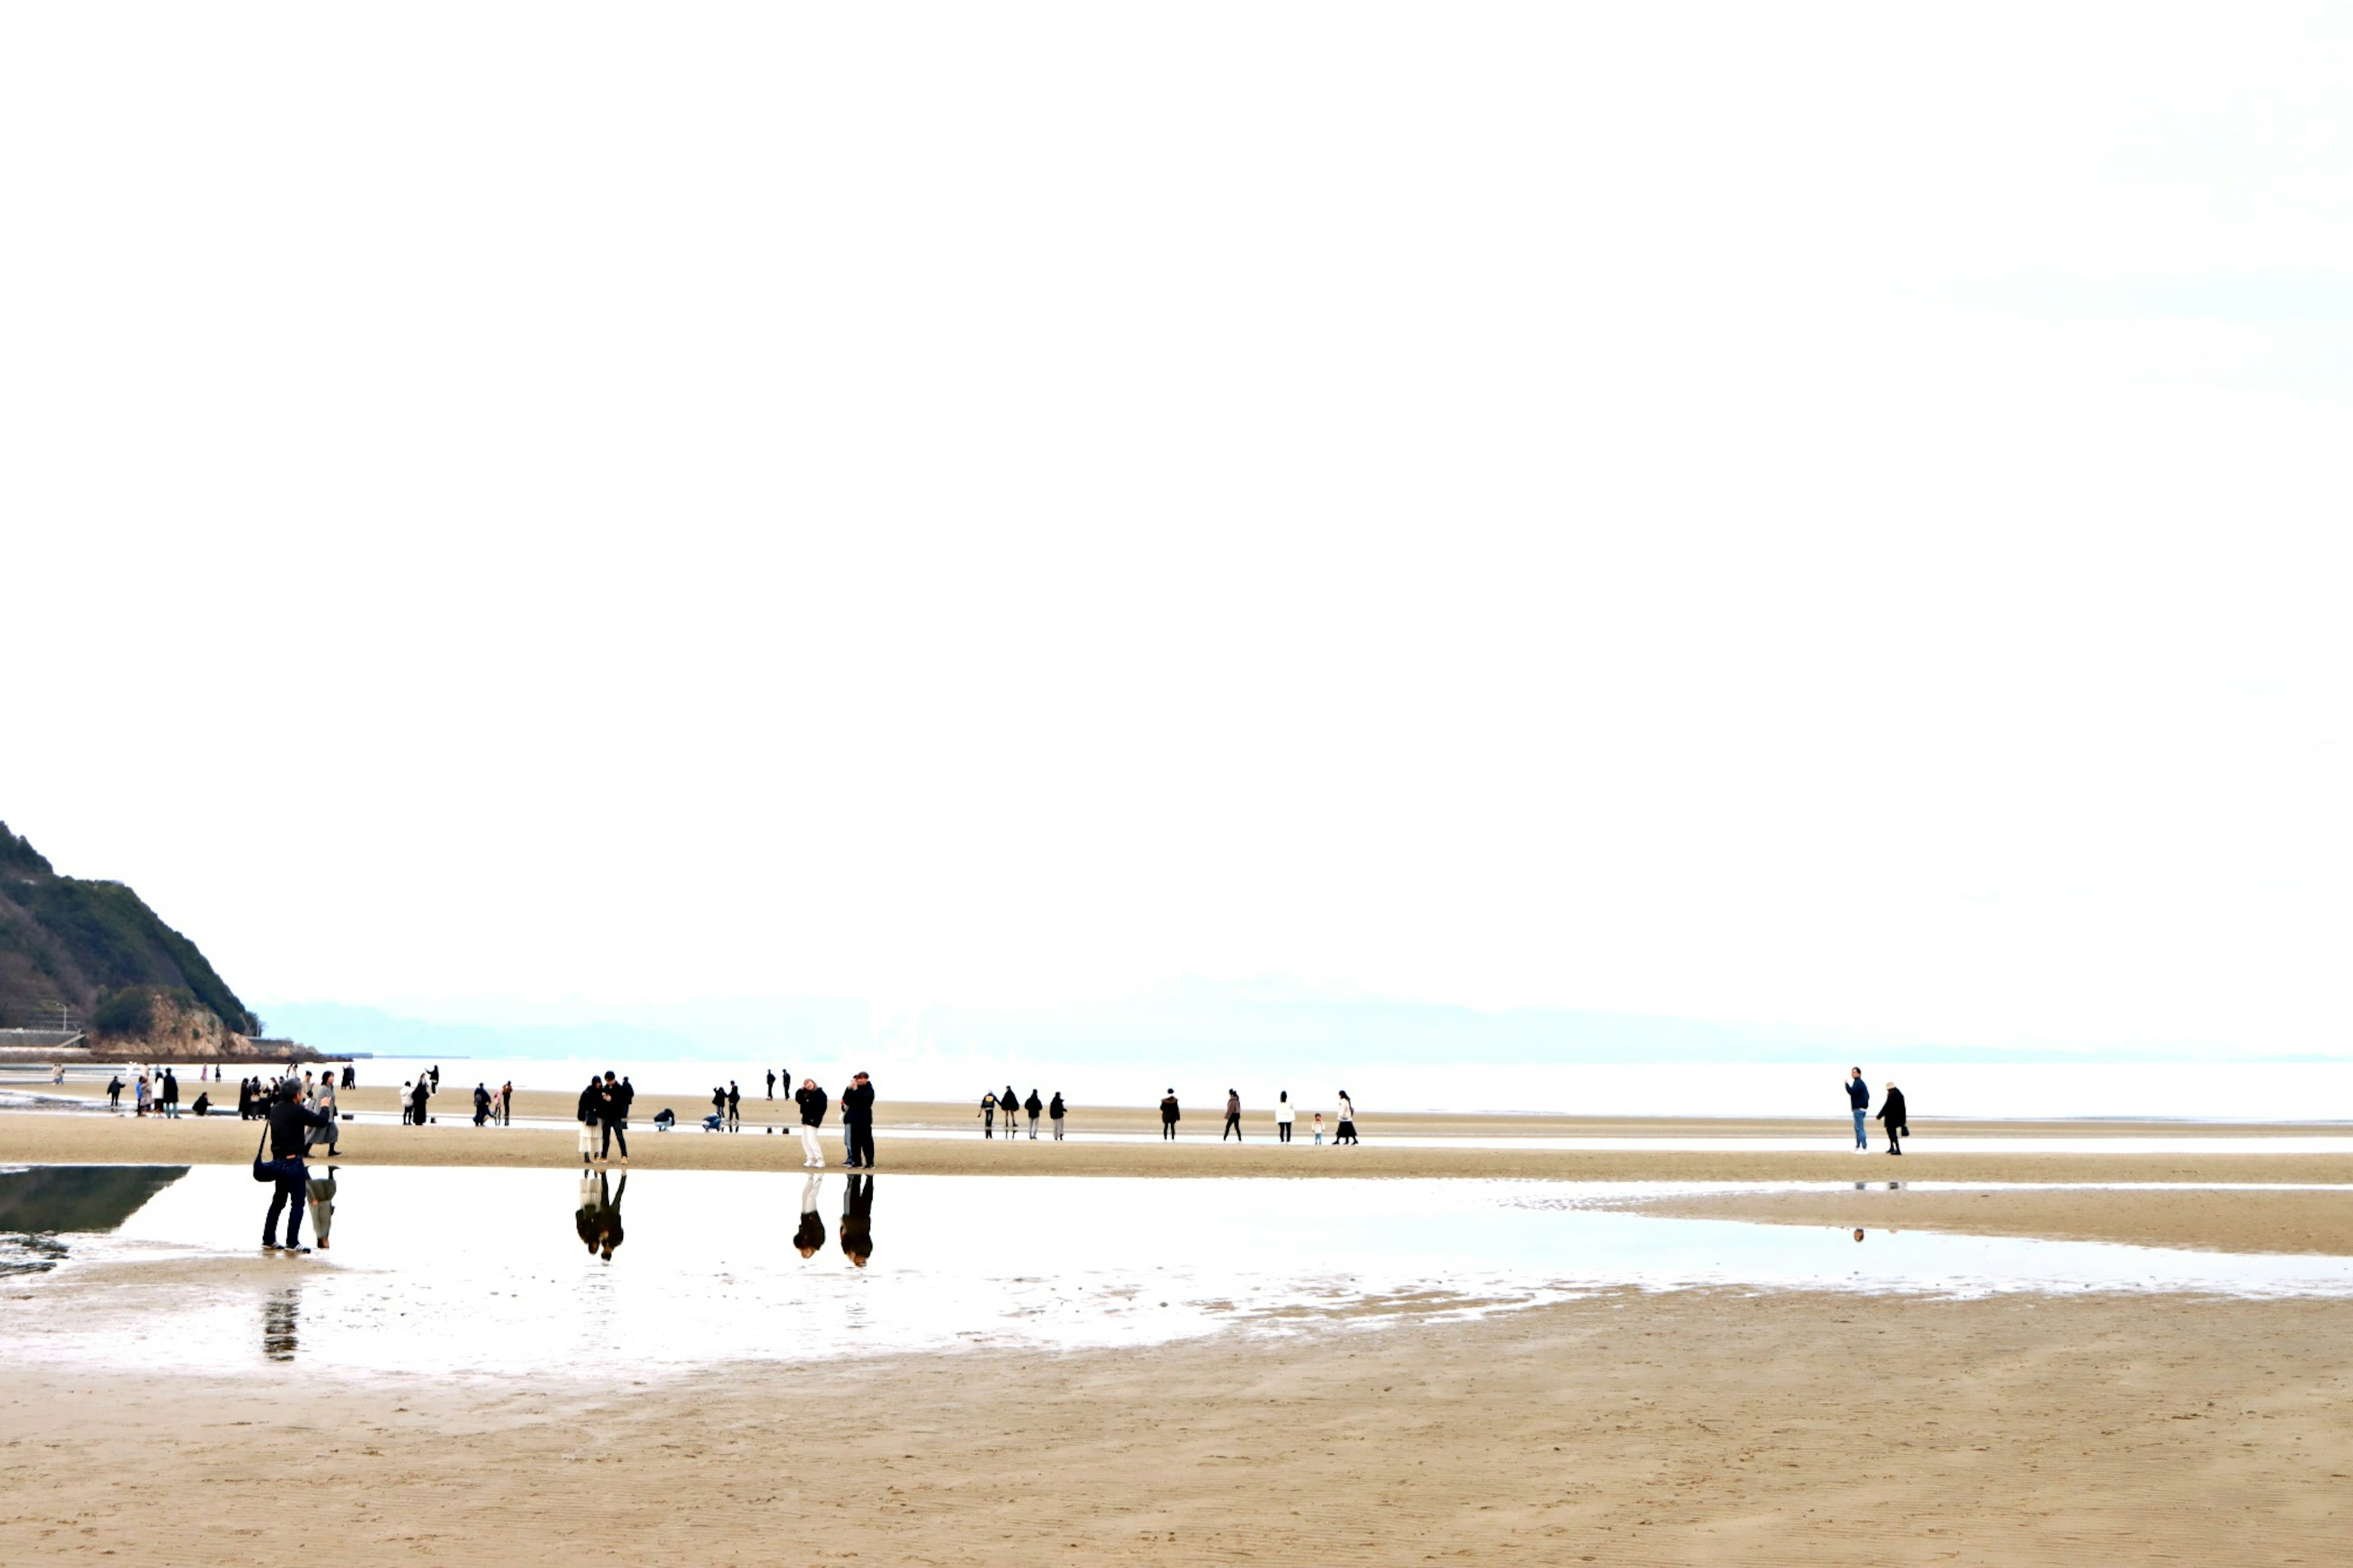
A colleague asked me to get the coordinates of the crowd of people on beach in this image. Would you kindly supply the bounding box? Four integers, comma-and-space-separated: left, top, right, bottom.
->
572, 1069, 880, 1170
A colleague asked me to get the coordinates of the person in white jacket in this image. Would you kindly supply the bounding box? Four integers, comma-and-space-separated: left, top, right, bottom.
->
1275, 1091, 1295, 1144
1334, 1091, 1358, 1146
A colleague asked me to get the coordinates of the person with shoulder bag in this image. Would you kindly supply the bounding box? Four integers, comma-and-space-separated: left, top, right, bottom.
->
255, 1082, 332, 1252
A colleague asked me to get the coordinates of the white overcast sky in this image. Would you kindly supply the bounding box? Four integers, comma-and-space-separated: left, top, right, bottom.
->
4, 5, 2351, 1055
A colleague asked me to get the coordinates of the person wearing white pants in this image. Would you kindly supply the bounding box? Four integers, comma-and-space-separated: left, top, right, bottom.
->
794, 1077, 829, 1167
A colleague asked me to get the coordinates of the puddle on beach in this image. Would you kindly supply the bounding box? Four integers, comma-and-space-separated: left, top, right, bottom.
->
6, 1165, 2353, 1379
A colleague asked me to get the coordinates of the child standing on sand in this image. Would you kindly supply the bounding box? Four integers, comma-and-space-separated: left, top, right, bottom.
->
1312, 1112, 1324, 1145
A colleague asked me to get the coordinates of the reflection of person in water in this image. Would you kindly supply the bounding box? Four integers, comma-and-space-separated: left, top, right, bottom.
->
840, 1174, 874, 1267
263, 1287, 299, 1362
307, 1167, 338, 1251
794, 1173, 827, 1257
586, 1171, 627, 1260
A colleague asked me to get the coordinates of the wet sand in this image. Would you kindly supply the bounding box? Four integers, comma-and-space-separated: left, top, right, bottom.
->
1623, 1184, 2353, 1256
3, 1289, 2348, 1566
8, 1107, 2353, 1203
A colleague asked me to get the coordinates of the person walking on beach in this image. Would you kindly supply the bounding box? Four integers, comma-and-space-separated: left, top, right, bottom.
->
1024, 1089, 1043, 1139
795, 1077, 829, 1167
601, 1071, 634, 1165
841, 1072, 876, 1169
1877, 1081, 1910, 1155
1001, 1085, 1018, 1148
260, 1082, 332, 1252
1159, 1089, 1180, 1140
980, 1091, 998, 1138
794, 1172, 827, 1257
1222, 1089, 1243, 1142
1845, 1068, 1870, 1151
1275, 1091, 1294, 1143
729, 1081, 744, 1130
1048, 1091, 1066, 1140
1335, 1091, 1358, 1145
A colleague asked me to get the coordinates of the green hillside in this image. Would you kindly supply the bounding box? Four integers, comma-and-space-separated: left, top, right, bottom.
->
0, 821, 259, 1036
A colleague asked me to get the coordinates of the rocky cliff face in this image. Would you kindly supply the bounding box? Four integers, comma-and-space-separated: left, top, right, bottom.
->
0, 820, 267, 1053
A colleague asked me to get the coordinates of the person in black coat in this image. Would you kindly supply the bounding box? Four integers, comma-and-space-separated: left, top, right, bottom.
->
261, 1083, 332, 1251
1877, 1082, 1911, 1155
840, 1073, 876, 1168
1023, 1089, 1044, 1140
1048, 1091, 1066, 1140
600, 1072, 635, 1164
408, 1078, 431, 1127
1159, 1090, 1180, 1140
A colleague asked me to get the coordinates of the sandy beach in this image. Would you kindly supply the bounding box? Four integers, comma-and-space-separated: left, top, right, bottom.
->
8, 1096, 2353, 1564
4, 1286, 2349, 1566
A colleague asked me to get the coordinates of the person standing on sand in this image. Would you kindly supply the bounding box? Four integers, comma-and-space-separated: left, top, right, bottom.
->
501, 1080, 515, 1125
107, 1074, 124, 1110
473, 1083, 491, 1126
794, 1172, 827, 1257
841, 1073, 876, 1169
1275, 1091, 1294, 1143
409, 1077, 431, 1127
795, 1077, 829, 1167
1048, 1091, 1066, 1140
601, 1071, 634, 1165
1312, 1112, 1324, 1145
135, 1072, 150, 1117
308, 1075, 339, 1157
1222, 1089, 1243, 1142
980, 1091, 998, 1138
161, 1068, 180, 1118
1335, 1091, 1358, 1145
1001, 1086, 1019, 1148
1877, 1081, 1909, 1155
1159, 1089, 1181, 1140
260, 1083, 332, 1252
577, 1077, 602, 1165
727, 1081, 743, 1131
766, 1069, 776, 1100
1845, 1068, 1870, 1151
1024, 1089, 1043, 1139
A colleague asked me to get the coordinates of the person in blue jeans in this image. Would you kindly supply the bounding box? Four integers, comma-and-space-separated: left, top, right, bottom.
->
1845, 1067, 1870, 1151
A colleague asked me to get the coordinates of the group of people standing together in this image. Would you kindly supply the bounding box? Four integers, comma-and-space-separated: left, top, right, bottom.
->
979, 1086, 1065, 1140
785, 1074, 876, 1168
1161, 1089, 1358, 1144
1845, 1069, 1911, 1154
